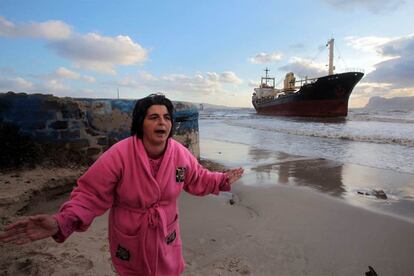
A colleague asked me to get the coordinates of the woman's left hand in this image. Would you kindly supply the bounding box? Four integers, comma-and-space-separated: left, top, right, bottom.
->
226, 167, 244, 185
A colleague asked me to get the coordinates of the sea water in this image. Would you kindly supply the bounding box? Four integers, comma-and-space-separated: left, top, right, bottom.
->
199, 107, 414, 222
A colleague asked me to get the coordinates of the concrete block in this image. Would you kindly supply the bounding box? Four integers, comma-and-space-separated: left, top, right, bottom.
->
49, 120, 68, 129
69, 120, 82, 129
61, 130, 81, 140
34, 130, 59, 141
68, 139, 90, 151
19, 121, 46, 130
86, 147, 101, 156
97, 137, 108, 146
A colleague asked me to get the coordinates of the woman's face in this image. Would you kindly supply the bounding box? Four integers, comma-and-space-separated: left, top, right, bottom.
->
142, 105, 172, 146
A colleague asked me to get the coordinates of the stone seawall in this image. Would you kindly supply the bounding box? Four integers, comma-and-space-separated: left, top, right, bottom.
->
0, 92, 199, 164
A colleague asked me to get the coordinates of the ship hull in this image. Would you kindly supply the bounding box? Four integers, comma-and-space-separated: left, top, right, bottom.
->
252, 72, 364, 117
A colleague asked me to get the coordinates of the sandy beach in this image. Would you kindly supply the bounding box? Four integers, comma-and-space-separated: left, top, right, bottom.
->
1, 141, 414, 275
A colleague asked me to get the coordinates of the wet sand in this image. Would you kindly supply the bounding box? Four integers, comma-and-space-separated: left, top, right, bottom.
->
181, 185, 414, 275
201, 139, 414, 223
1, 140, 414, 275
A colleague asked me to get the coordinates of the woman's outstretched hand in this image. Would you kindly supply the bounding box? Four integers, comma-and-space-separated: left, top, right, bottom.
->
226, 167, 244, 185
0, 214, 59, 245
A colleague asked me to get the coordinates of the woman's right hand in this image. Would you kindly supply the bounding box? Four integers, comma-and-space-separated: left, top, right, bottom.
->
0, 214, 59, 245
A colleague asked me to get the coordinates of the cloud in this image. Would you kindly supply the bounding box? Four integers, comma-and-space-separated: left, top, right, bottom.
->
206, 72, 220, 82
0, 66, 97, 96
55, 67, 96, 83
355, 82, 392, 95
116, 71, 243, 96
0, 67, 17, 76
0, 16, 71, 40
323, 0, 405, 14
290, 43, 305, 49
385, 87, 414, 98
364, 34, 414, 87
0, 16, 149, 74
206, 71, 243, 84
366, 57, 414, 87
248, 80, 259, 87
379, 35, 414, 57
81, 76, 96, 83
56, 67, 79, 79
30, 78, 95, 97
278, 57, 327, 78
49, 33, 148, 75
139, 71, 157, 81
0, 76, 34, 91
116, 77, 141, 88
159, 74, 220, 95
41, 79, 69, 92
345, 36, 393, 53
219, 71, 243, 84
249, 52, 283, 64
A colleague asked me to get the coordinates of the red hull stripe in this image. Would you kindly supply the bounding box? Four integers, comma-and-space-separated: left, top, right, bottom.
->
256, 99, 348, 117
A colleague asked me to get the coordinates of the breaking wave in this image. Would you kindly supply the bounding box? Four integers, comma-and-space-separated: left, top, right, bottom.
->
226, 120, 414, 147
199, 108, 414, 147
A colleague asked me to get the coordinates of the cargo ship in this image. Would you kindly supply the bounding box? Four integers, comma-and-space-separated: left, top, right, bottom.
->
252, 39, 364, 117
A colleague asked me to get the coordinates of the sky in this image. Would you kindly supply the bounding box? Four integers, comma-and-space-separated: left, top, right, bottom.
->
0, 0, 413, 108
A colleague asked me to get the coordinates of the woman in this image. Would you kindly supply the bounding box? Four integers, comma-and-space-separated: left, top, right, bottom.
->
0, 94, 244, 275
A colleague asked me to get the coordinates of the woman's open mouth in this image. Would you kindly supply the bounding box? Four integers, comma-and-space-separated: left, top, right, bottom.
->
155, 129, 167, 135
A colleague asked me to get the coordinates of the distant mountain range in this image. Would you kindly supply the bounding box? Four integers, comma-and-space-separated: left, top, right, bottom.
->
364, 96, 414, 111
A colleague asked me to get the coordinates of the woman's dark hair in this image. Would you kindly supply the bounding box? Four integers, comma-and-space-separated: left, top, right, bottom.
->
131, 93, 174, 138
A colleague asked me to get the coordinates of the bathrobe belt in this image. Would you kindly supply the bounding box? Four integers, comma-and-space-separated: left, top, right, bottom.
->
114, 201, 169, 276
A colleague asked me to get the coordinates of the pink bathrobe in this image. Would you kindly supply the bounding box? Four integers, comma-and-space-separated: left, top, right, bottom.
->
53, 137, 229, 276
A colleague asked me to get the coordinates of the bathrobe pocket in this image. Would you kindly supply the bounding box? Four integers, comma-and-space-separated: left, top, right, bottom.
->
165, 214, 181, 247
158, 214, 184, 274
109, 216, 145, 273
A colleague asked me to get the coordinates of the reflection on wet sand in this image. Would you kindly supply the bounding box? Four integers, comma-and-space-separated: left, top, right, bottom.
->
248, 147, 346, 197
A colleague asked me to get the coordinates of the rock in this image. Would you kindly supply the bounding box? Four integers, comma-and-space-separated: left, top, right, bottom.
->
365, 265, 378, 276
373, 189, 388, 200
356, 189, 388, 200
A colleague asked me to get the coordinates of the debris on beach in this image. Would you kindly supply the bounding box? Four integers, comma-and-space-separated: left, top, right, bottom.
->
372, 189, 387, 199
356, 189, 388, 200
365, 265, 378, 276
228, 193, 239, 205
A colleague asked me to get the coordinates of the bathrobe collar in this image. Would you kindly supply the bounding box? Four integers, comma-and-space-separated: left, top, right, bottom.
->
134, 137, 174, 197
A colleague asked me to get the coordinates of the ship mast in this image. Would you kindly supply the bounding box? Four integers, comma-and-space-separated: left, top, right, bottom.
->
326, 38, 335, 75
264, 67, 270, 85
260, 67, 274, 88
